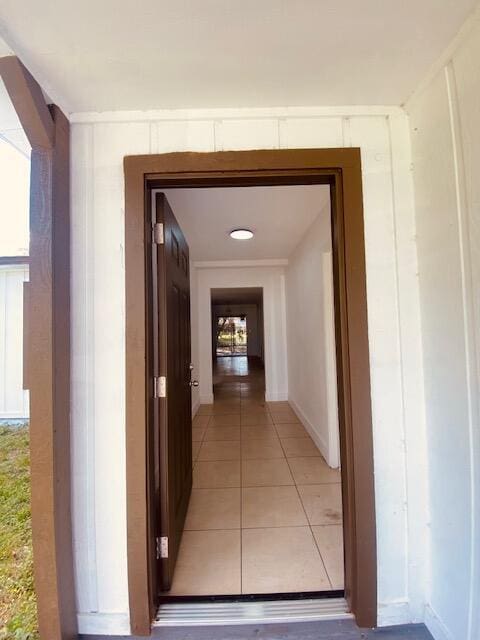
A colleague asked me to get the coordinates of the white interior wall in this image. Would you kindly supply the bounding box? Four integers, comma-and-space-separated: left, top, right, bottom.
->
406, 15, 480, 640
0, 264, 29, 420
285, 208, 340, 469
70, 106, 425, 634
195, 264, 287, 404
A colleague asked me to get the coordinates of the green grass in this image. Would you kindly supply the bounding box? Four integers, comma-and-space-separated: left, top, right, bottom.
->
0, 425, 38, 640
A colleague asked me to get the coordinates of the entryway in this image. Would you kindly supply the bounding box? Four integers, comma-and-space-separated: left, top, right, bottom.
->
124, 149, 376, 634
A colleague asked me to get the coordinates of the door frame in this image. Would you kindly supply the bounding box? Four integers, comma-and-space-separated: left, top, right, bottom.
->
124, 149, 376, 635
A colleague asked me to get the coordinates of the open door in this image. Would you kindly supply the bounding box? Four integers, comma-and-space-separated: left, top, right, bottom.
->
152, 192, 193, 592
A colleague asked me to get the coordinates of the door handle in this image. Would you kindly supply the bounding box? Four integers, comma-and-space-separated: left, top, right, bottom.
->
189, 380, 199, 388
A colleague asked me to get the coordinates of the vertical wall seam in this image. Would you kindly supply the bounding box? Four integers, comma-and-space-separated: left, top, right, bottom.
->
86, 123, 99, 612
445, 62, 479, 640
386, 115, 411, 608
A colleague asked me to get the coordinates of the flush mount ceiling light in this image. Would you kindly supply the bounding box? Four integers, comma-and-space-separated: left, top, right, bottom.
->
229, 228, 254, 240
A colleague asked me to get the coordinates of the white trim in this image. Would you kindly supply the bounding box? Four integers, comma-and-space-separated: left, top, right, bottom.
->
76, 612, 131, 635
194, 259, 288, 269
424, 604, 454, 640
200, 393, 214, 405
288, 397, 330, 465
377, 600, 412, 627
70, 105, 405, 124
264, 390, 288, 402
192, 396, 201, 417
445, 61, 480, 640
404, 5, 480, 111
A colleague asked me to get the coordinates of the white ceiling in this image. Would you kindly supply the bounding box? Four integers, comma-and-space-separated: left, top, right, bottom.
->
162, 185, 330, 262
0, 1, 476, 113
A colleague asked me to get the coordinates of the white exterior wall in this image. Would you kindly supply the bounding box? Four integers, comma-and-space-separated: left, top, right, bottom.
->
0, 264, 29, 420
285, 208, 340, 469
70, 106, 426, 634
406, 14, 480, 640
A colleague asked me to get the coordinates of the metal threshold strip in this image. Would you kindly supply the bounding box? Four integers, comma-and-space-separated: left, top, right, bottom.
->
154, 597, 351, 627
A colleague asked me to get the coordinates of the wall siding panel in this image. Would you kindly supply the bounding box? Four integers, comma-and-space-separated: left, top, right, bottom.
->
0, 265, 29, 419
406, 16, 480, 640
70, 108, 424, 634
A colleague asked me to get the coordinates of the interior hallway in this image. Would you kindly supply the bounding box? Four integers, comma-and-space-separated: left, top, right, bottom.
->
168, 356, 344, 596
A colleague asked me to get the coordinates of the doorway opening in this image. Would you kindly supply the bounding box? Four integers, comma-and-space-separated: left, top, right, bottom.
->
151, 184, 345, 604
124, 149, 376, 634
215, 316, 248, 357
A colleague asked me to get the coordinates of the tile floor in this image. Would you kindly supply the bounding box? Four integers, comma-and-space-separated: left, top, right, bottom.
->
169, 356, 344, 596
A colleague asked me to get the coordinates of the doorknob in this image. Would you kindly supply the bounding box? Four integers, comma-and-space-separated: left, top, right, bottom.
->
189, 380, 199, 388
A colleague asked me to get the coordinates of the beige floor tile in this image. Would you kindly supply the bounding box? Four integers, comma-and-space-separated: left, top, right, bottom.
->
204, 426, 241, 441
312, 525, 345, 589
242, 459, 294, 486
274, 423, 309, 438
209, 414, 241, 427
185, 488, 240, 530
192, 427, 206, 442
281, 437, 321, 458
192, 441, 201, 463
297, 484, 343, 525
242, 527, 330, 593
193, 415, 211, 428
241, 400, 267, 410
241, 425, 278, 440
241, 438, 285, 460
197, 404, 214, 416
270, 412, 300, 425
193, 460, 241, 488
168, 530, 241, 595
242, 486, 308, 528
289, 457, 341, 485
241, 412, 273, 426
212, 402, 241, 415
198, 440, 241, 461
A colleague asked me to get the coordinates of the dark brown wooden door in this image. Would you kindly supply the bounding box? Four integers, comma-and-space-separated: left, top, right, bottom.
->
153, 192, 192, 592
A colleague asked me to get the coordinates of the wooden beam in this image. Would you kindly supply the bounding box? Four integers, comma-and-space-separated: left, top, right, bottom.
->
0, 57, 77, 639
0, 56, 54, 148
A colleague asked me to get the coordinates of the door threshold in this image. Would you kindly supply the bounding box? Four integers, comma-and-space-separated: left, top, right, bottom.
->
154, 596, 351, 627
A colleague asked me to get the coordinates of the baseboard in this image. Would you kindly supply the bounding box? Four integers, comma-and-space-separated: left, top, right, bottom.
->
192, 397, 201, 417
77, 612, 130, 635
377, 600, 412, 627
265, 390, 288, 402
288, 397, 331, 466
424, 604, 454, 640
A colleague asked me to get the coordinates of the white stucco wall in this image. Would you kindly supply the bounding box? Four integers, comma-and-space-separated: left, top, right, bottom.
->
70, 106, 426, 634
0, 263, 29, 420
285, 207, 340, 469
406, 14, 480, 640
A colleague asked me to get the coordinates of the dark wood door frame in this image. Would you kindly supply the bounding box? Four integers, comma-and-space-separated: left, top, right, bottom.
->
124, 149, 377, 636
0, 57, 76, 639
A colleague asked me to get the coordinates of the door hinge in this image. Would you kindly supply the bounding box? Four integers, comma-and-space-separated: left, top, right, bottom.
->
153, 376, 167, 398
153, 222, 164, 245
156, 536, 168, 559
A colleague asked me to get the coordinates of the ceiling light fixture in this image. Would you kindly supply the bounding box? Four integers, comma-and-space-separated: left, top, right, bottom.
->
230, 228, 254, 240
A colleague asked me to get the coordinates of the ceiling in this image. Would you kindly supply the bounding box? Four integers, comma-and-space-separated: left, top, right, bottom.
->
211, 288, 263, 306
0, 1, 476, 113
162, 184, 330, 262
